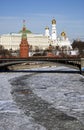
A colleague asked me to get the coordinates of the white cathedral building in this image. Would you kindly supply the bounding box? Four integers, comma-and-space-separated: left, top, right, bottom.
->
45, 19, 71, 48
0, 18, 72, 53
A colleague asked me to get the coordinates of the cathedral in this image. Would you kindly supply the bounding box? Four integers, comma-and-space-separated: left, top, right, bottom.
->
0, 18, 72, 55
45, 18, 71, 49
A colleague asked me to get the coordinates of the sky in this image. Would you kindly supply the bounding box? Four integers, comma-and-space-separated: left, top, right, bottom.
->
0, 0, 84, 40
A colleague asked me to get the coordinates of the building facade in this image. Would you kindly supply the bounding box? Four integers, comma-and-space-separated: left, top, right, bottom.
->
0, 18, 72, 53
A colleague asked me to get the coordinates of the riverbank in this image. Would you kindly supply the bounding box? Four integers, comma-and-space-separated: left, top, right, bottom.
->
8, 62, 58, 70
8, 61, 79, 71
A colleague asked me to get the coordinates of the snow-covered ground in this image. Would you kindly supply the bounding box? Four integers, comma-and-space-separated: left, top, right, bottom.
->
0, 65, 84, 130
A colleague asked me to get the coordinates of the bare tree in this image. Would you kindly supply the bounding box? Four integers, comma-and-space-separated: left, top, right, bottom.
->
0, 44, 11, 57
72, 40, 84, 56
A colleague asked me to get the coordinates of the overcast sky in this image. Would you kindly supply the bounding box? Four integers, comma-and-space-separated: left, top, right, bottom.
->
0, 0, 84, 40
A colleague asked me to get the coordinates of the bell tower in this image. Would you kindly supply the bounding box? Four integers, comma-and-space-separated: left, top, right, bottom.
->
51, 18, 57, 41
20, 20, 29, 58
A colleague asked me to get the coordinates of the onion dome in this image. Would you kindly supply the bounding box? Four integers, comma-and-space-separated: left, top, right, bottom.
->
45, 26, 49, 30
52, 19, 56, 24
61, 32, 66, 37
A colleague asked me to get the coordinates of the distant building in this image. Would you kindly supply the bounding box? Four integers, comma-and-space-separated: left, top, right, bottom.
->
0, 18, 72, 53
0, 33, 49, 51
46, 19, 72, 49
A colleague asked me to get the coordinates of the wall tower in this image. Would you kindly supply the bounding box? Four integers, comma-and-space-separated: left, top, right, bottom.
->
20, 20, 29, 58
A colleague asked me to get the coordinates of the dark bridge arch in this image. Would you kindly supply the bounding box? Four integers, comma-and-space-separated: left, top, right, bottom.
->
0, 57, 81, 73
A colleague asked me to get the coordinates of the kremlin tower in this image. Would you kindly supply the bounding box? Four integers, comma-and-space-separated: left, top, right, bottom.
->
20, 20, 29, 58
51, 18, 57, 41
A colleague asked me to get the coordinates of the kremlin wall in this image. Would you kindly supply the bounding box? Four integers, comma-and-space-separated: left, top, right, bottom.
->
0, 19, 72, 56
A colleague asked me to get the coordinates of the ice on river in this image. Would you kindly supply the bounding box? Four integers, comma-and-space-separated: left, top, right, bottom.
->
0, 65, 84, 130
0, 72, 46, 130
25, 66, 84, 124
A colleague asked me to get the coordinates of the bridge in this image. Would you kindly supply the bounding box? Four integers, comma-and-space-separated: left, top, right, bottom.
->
0, 57, 84, 75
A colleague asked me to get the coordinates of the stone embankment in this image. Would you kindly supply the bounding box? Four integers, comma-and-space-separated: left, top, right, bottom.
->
8, 62, 58, 70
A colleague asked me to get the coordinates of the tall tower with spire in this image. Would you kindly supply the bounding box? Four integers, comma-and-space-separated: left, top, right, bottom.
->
20, 20, 29, 58
51, 18, 57, 41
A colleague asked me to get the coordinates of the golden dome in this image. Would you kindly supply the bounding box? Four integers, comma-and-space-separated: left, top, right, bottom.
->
61, 32, 66, 37
52, 19, 56, 24
45, 26, 49, 30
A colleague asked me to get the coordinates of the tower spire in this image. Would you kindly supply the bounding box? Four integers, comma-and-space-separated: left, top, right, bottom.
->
23, 20, 26, 30
22, 20, 27, 39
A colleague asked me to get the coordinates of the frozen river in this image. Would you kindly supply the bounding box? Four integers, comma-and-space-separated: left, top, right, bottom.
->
0, 65, 84, 130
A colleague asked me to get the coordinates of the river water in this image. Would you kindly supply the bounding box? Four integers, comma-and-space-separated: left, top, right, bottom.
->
0, 65, 84, 130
